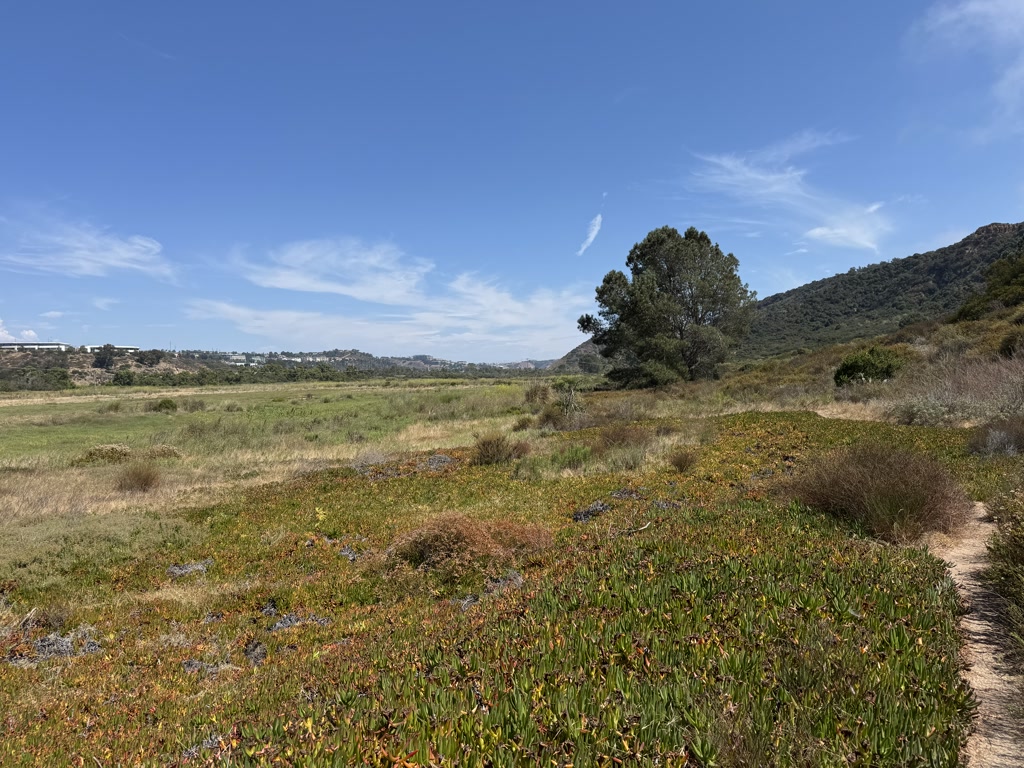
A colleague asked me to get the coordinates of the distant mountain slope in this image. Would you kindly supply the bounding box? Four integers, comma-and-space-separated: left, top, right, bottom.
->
548, 340, 613, 374
739, 222, 1024, 359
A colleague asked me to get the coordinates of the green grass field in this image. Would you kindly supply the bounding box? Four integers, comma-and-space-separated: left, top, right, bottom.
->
0, 381, 1017, 765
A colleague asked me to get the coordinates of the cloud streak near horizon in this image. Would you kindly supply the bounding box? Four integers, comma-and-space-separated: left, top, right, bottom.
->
201, 237, 595, 360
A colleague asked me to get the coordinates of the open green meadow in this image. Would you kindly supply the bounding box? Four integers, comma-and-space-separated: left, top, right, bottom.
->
0, 380, 1018, 765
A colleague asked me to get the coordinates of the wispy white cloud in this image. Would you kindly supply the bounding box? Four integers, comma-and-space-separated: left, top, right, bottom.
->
188, 287, 591, 362
576, 214, 603, 256
197, 235, 593, 359
692, 131, 890, 252
93, 298, 119, 311
0, 214, 174, 279
117, 33, 176, 61
917, 0, 1024, 136
0, 318, 38, 343
237, 238, 431, 305
40, 311, 64, 319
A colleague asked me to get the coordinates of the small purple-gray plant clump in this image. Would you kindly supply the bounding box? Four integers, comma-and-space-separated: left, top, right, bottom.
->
167, 558, 214, 579
244, 641, 267, 666
610, 488, 644, 500
9, 626, 101, 665
485, 570, 524, 595
182, 659, 221, 675
572, 500, 611, 523
653, 499, 682, 510
451, 594, 480, 612
269, 613, 332, 632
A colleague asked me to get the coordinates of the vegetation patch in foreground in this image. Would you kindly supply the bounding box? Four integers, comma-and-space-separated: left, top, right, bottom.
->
0, 407, 994, 765
984, 486, 1024, 676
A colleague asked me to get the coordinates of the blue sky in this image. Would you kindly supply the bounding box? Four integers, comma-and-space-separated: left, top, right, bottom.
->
1, 1, 1023, 361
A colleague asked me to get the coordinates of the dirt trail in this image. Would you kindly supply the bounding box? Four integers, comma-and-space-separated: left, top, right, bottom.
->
934, 503, 1023, 767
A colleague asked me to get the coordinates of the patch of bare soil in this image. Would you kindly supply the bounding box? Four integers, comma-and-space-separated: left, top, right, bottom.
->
933, 502, 1023, 767
812, 401, 886, 421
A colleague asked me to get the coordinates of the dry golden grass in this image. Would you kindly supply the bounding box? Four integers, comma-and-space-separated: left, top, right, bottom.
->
813, 401, 886, 422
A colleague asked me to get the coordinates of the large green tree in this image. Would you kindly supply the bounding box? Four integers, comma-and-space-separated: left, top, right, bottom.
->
578, 226, 756, 386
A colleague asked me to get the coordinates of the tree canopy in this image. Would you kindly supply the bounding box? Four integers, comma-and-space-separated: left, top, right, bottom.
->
578, 226, 755, 386
955, 245, 1024, 321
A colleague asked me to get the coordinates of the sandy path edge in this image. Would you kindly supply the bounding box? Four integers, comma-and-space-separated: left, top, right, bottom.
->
933, 503, 1023, 767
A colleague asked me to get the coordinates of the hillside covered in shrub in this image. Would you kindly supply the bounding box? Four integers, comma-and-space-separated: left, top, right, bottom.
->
739, 222, 1024, 358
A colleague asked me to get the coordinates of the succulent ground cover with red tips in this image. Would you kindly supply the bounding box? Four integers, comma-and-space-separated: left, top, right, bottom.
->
1, 393, 1018, 766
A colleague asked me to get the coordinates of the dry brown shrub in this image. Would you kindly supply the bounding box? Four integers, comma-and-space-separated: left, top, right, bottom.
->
146, 444, 183, 459
511, 415, 534, 432
387, 514, 551, 585
79, 444, 132, 464
535, 403, 568, 430
488, 520, 553, 558
667, 447, 699, 473
785, 442, 970, 543
471, 433, 530, 465
593, 423, 654, 455
116, 462, 162, 493
389, 514, 498, 572
523, 383, 551, 405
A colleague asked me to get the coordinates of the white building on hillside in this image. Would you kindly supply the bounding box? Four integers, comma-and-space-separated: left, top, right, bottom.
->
0, 341, 73, 352
84, 345, 140, 353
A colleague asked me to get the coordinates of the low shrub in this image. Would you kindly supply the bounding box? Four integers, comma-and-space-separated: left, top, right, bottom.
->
146, 398, 177, 414
146, 444, 183, 459
983, 488, 1024, 669
593, 424, 654, 454
471, 434, 530, 465
999, 329, 1024, 359
78, 444, 132, 464
550, 444, 592, 471
487, 519, 553, 558
387, 514, 550, 587
511, 456, 546, 482
511, 415, 534, 432
885, 396, 956, 427
523, 382, 550, 406
834, 346, 903, 387
786, 442, 970, 542
96, 401, 122, 414
603, 446, 648, 471
180, 398, 206, 413
535, 403, 568, 430
968, 415, 1024, 456
389, 514, 495, 572
222, 401, 243, 412
667, 447, 699, 473
116, 462, 161, 493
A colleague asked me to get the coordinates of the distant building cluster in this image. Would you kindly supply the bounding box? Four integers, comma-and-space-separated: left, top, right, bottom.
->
0, 343, 550, 373
0, 342, 140, 353
0, 341, 74, 352
83, 345, 140, 353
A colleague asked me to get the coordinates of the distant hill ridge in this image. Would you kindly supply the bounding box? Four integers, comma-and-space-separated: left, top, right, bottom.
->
738, 222, 1024, 358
